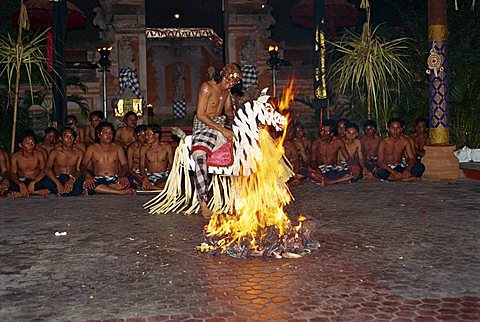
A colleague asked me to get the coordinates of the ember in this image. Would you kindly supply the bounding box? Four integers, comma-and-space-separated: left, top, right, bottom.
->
197, 79, 320, 258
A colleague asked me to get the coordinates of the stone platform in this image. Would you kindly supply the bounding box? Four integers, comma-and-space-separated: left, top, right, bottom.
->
0, 180, 479, 321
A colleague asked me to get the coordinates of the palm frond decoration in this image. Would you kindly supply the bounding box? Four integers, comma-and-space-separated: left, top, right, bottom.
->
328, 26, 413, 131
0, 21, 52, 152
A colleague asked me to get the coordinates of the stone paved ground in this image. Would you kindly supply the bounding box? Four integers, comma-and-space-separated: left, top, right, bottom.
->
0, 180, 479, 321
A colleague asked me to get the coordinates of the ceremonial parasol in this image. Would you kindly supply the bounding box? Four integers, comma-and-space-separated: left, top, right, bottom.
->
11, 0, 86, 30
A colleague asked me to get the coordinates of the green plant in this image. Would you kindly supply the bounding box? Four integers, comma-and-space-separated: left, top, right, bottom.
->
328, 26, 413, 133
449, 67, 480, 148
0, 2, 51, 153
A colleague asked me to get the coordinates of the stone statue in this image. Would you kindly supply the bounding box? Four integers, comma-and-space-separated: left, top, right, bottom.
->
173, 63, 185, 101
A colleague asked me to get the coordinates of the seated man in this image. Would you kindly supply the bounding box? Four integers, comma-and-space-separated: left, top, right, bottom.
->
0, 147, 10, 195
293, 123, 312, 162
343, 123, 372, 180
45, 126, 85, 196
83, 110, 103, 146
138, 124, 173, 190
308, 119, 354, 186
9, 130, 51, 197
115, 111, 138, 149
336, 118, 349, 141
65, 114, 86, 149
284, 127, 308, 187
377, 118, 425, 182
80, 122, 134, 195
360, 120, 382, 175
37, 127, 57, 155
409, 117, 430, 159
127, 124, 147, 189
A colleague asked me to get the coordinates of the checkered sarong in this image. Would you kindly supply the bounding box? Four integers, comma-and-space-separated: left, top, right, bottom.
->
241, 65, 258, 92
191, 116, 225, 202
318, 163, 349, 174
191, 116, 225, 155
147, 172, 169, 185
173, 99, 187, 118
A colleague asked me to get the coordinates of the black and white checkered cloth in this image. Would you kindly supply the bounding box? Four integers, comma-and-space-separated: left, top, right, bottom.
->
117, 68, 144, 102
172, 99, 187, 118
241, 65, 258, 92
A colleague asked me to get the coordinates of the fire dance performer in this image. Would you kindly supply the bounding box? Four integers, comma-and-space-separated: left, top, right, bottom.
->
191, 63, 242, 219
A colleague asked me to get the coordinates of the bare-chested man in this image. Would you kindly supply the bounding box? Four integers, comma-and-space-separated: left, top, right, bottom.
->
80, 122, 134, 195
9, 131, 51, 197
377, 118, 425, 181
45, 126, 85, 196
83, 110, 104, 146
37, 127, 57, 155
127, 124, 147, 188
360, 120, 382, 174
343, 123, 373, 180
138, 124, 173, 190
115, 111, 138, 149
0, 147, 10, 195
191, 63, 242, 218
65, 114, 86, 147
293, 123, 312, 162
336, 118, 349, 141
308, 119, 354, 186
409, 117, 430, 159
284, 127, 308, 187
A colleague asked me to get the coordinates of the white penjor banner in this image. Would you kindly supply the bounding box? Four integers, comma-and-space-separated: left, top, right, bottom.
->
145, 28, 223, 48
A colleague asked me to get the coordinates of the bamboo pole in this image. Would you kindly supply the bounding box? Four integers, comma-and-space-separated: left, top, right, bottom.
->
10, 0, 24, 154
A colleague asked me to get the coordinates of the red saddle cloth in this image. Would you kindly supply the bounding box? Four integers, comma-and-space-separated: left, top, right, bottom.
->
207, 141, 234, 167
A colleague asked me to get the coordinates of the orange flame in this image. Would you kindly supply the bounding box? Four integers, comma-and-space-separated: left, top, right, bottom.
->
205, 79, 299, 253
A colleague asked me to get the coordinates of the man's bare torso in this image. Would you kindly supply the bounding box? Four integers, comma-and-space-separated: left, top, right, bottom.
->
13, 151, 43, 179
51, 147, 83, 176
116, 127, 136, 148
203, 80, 229, 117
360, 135, 381, 159
380, 136, 410, 164
89, 143, 122, 176
312, 138, 342, 165
145, 143, 172, 173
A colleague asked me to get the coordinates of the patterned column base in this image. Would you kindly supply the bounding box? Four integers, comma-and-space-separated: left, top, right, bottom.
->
422, 145, 460, 180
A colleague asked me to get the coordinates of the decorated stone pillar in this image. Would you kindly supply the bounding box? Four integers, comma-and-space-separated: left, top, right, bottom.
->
427, 0, 449, 144
422, 0, 460, 180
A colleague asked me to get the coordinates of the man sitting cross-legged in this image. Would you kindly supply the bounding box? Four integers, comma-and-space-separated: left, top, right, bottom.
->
37, 127, 57, 155
284, 126, 308, 187
0, 147, 10, 195
377, 118, 425, 182
127, 124, 147, 189
138, 124, 173, 190
44, 126, 85, 196
9, 130, 51, 198
83, 110, 104, 146
115, 111, 138, 150
64, 115, 86, 151
409, 117, 430, 160
360, 119, 382, 175
80, 122, 135, 195
308, 119, 355, 186
342, 123, 373, 180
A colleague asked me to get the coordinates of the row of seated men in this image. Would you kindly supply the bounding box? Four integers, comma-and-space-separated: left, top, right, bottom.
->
0, 111, 174, 198
282, 117, 429, 187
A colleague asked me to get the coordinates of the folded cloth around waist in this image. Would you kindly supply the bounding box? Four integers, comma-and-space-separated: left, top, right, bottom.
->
318, 163, 349, 174
191, 116, 226, 156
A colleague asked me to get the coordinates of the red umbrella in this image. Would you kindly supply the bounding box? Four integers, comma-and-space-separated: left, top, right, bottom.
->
11, 0, 86, 30
290, 0, 358, 37
11, 0, 86, 72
